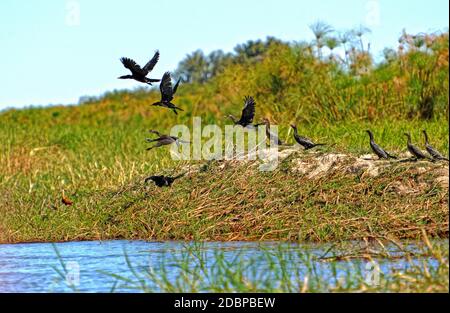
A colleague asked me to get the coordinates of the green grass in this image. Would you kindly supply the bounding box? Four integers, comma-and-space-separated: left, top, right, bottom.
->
0, 103, 447, 243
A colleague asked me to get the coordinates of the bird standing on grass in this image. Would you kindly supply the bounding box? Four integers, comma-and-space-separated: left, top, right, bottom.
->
291, 124, 326, 150
257, 118, 285, 145
404, 133, 429, 161
227, 96, 258, 129
422, 130, 449, 161
152, 72, 183, 115
145, 130, 189, 150
118, 51, 161, 85
365, 130, 397, 159
61, 191, 73, 206
144, 173, 186, 187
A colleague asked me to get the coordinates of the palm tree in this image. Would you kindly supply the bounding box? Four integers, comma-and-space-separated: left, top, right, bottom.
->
208, 50, 233, 77
309, 21, 334, 59
175, 50, 209, 83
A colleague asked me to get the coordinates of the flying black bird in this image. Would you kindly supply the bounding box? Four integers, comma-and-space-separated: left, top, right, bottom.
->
257, 118, 285, 145
227, 96, 257, 128
365, 130, 397, 159
118, 51, 160, 85
144, 173, 186, 187
290, 124, 326, 150
145, 130, 189, 150
152, 72, 183, 114
422, 130, 449, 161
404, 133, 429, 160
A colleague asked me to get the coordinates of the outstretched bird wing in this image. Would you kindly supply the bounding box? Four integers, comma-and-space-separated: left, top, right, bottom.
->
238, 96, 256, 126
142, 50, 160, 73
160, 72, 174, 101
148, 130, 162, 137
120, 57, 144, 75
172, 78, 181, 95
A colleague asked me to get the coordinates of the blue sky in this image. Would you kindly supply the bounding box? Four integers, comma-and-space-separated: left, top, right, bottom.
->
0, 0, 448, 110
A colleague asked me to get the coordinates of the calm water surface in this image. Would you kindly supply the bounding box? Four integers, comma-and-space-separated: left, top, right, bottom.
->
0, 240, 443, 292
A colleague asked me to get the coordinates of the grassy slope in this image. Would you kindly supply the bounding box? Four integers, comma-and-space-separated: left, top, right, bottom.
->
0, 94, 448, 243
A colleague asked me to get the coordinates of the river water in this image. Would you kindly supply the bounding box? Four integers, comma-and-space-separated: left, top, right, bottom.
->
0, 240, 444, 292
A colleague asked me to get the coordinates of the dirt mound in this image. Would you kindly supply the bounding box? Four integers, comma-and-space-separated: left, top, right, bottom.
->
183, 147, 449, 193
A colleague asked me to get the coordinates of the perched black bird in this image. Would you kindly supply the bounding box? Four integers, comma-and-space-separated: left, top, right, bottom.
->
144, 173, 185, 187
118, 51, 160, 85
404, 133, 429, 160
145, 130, 189, 150
257, 118, 285, 145
422, 130, 449, 161
227, 96, 257, 128
152, 72, 183, 114
365, 130, 397, 159
291, 124, 326, 150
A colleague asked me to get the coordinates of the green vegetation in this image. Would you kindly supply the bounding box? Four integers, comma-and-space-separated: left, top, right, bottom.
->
0, 26, 448, 243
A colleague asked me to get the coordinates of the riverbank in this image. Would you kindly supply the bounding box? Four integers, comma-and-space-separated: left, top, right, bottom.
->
1, 147, 447, 243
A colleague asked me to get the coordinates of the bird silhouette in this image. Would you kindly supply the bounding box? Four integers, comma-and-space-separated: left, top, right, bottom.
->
291, 124, 326, 150
365, 130, 397, 159
118, 51, 160, 85
144, 173, 186, 187
257, 118, 285, 145
152, 72, 183, 114
404, 133, 429, 160
227, 96, 257, 128
145, 130, 189, 150
422, 130, 449, 161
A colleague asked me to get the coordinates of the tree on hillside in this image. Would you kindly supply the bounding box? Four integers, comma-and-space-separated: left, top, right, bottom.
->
175, 50, 209, 83
233, 37, 286, 62
208, 50, 234, 77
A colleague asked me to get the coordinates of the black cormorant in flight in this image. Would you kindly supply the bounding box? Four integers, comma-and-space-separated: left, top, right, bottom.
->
151, 72, 183, 115
118, 51, 160, 85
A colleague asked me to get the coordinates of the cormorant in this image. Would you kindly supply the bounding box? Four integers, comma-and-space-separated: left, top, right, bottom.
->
422, 130, 449, 161
144, 173, 185, 187
145, 130, 189, 150
404, 133, 429, 160
257, 118, 285, 145
291, 124, 326, 150
365, 130, 397, 159
227, 96, 257, 128
118, 51, 160, 85
152, 72, 183, 115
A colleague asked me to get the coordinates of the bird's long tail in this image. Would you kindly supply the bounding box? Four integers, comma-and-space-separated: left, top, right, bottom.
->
387, 152, 398, 159
171, 105, 184, 115
146, 78, 161, 83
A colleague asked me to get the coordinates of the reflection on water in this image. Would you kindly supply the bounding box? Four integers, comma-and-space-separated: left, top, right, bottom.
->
0, 240, 443, 292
